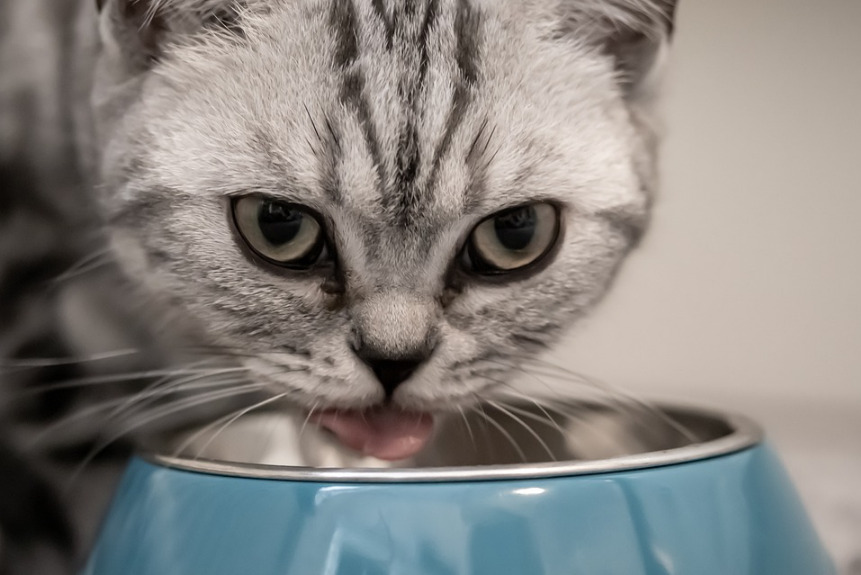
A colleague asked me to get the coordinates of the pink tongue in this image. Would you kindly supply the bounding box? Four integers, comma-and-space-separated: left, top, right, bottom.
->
312, 409, 434, 461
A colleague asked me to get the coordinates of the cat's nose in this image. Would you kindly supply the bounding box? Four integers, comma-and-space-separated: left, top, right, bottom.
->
362, 357, 424, 396
352, 342, 432, 396
350, 291, 438, 395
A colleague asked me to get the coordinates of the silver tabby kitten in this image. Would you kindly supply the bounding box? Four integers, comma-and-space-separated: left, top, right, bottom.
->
0, 0, 676, 571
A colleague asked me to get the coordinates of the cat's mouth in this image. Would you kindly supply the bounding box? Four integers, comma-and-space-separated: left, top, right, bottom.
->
311, 408, 435, 461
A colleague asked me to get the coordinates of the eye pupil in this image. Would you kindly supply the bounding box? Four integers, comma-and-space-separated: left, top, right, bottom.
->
258, 201, 303, 245
494, 206, 536, 251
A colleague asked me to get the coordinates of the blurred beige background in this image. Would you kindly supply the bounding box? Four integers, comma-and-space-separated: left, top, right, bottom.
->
548, 0, 861, 571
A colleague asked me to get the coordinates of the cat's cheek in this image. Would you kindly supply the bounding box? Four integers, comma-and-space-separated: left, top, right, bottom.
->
395, 374, 495, 411
434, 327, 481, 366
279, 279, 340, 310
391, 330, 489, 409
106, 230, 153, 286
244, 356, 383, 409
443, 285, 515, 328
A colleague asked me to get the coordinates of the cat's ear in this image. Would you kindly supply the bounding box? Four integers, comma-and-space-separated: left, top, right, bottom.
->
96, 0, 239, 72
559, 0, 678, 99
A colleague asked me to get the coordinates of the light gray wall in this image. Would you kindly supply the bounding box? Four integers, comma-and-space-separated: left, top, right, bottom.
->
546, 2, 861, 568
552, 0, 861, 408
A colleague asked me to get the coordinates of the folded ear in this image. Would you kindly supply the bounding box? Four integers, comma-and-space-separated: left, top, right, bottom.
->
96, 0, 240, 72
559, 0, 678, 98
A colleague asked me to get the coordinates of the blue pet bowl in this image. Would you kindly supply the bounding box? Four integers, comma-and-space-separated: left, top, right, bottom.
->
83, 402, 835, 575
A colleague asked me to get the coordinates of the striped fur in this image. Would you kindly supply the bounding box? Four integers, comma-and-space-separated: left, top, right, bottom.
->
1, 0, 676, 571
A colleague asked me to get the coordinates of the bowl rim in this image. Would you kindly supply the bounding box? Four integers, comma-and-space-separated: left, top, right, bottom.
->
143, 402, 764, 483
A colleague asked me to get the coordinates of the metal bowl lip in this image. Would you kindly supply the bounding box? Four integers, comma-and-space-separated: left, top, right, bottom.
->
142, 402, 764, 484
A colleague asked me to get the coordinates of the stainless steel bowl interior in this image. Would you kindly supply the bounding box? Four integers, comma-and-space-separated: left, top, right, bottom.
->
147, 401, 762, 482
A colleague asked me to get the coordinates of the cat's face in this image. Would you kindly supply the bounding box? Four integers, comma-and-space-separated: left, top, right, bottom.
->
92, 0, 673, 453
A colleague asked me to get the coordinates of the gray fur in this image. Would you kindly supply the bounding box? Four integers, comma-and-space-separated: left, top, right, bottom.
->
0, 0, 676, 571
95, 0, 669, 409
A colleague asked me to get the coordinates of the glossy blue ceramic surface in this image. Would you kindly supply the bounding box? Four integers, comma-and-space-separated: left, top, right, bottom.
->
83, 442, 834, 575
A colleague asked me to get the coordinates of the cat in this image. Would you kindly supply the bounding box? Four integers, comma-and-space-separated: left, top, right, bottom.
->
0, 0, 677, 572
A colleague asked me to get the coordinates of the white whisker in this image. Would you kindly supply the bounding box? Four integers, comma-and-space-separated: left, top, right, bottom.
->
299, 400, 320, 438
456, 404, 476, 449
25, 375, 252, 449
470, 404, 527, 463
518, 359, 698, 442
191, 392, 289, 460
103, 366, 250, 421
51, 248, 113, 285
0, 348, 140, 371
487, 383, 568, 436
12, 364, 246, 397
486, 399, 557, 461
65, 382, 268, 490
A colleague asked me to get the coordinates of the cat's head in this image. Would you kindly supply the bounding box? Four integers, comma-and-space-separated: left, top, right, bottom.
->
91, 0, 676, 457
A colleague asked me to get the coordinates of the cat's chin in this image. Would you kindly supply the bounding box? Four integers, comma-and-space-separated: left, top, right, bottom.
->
310, 408, 434, 461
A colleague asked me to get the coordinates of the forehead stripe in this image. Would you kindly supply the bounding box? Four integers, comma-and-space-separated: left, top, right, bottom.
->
426, 0, 481, 198
329, 0, 386, 195
392, 0, 439, 221
370, 0, 394, 49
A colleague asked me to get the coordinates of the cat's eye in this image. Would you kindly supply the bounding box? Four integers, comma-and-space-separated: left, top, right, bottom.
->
232, 197, 328, 269
465, 203, 560, 274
